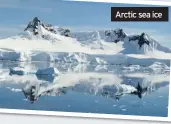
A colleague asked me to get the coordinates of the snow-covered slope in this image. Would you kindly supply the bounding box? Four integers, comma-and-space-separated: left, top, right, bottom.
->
0, 17, 170, 66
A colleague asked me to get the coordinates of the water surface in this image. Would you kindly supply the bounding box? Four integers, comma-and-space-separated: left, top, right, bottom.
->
0, 61, 169, 117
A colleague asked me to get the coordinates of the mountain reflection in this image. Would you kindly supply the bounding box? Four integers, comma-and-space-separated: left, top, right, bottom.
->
0, 62, 169, 105
22, 74, 169, 103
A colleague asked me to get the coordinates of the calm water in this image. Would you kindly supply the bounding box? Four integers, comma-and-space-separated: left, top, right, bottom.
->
0, 61, 169, 117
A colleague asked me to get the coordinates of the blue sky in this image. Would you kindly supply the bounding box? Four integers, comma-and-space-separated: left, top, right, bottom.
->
0, 0, 170, 47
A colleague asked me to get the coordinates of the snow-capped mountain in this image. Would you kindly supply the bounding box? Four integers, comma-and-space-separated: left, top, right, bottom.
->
71, 30, 171, 54
23, 17, 171, 54
0, 17, 170, 66
24, 17, 71, 40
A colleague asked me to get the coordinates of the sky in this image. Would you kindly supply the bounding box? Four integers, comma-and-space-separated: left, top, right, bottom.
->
0, 0, 170, 47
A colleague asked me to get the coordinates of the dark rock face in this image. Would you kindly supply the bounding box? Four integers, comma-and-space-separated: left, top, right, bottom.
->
57, 27, 71, 37
24, 17, 41, 35
104, 28, 150, 49
24, 17, 151, 49
25, 17, 57, 35
42, 23, 57, 34
105, 28, 126, 43
22, 85, 38, 104
131, 82, 148, 99
129, 33, 150, 49
24, 17, 71, 38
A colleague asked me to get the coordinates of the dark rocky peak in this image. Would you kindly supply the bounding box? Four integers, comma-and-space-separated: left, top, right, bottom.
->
130, 82, 148, 99
56, 27, 71, 37
22, 85, 38, 104
24, 17, 57, 35
24, 17, 71, 38
128, 32, 150, 49
105, 28, 127, 43
24, 17, 41, 35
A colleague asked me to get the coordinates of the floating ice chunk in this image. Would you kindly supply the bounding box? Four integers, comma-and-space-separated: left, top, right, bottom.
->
36, 67, 59, 75
36, 74, 56, 82
95, 57, 107, 64
149, 62, 169, 69
149, 62, 170, 73
7, 87, 22, 92
121, 109, 127, 111
122, 65, 141, 72
9, 67, 25, 75
95, 65, 107, 71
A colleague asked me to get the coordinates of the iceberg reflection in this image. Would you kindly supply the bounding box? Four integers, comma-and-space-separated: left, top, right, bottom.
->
0, 62, 169, 117
20, 72, 169, 104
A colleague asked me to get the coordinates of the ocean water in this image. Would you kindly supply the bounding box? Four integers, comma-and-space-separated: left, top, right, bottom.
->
0, 61, 169, 117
